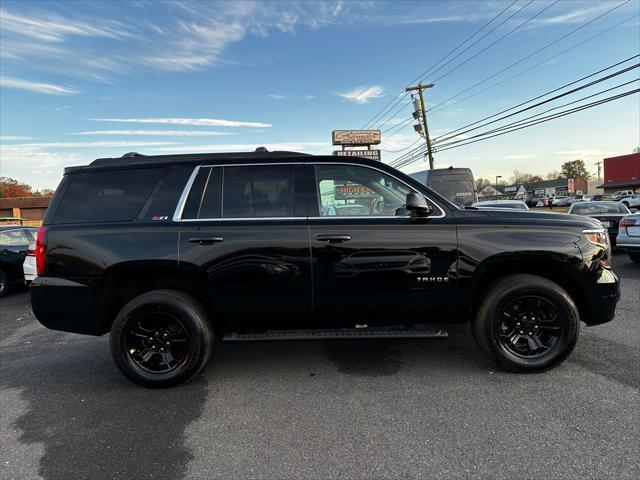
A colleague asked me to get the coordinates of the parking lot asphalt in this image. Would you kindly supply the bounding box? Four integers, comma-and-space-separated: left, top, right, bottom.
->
1, 254, 638, 480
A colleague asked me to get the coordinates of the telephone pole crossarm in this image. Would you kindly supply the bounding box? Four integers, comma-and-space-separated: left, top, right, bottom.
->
406, 83, 435, 169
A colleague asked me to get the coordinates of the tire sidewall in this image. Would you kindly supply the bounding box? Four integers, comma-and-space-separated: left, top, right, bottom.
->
476, 276, 579, 371
110, 291, 211, 387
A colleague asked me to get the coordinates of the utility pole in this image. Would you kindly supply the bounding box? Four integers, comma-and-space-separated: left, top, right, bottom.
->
594, 161, 603, 180
495, 175, 502, 194
406, 83, 435, 169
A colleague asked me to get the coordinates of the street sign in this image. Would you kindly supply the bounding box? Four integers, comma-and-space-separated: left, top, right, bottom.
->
333, 149, 381, 161
568, 178, 575, 193
332, 130, 381, 145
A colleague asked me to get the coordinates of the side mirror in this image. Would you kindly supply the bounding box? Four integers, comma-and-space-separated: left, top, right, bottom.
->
405, 192, 432, 217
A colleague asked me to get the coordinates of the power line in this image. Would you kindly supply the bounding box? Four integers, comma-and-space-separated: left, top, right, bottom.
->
431, 0, 558, 84
434, 89, 639, 153
427, 0, 632, 113
381, 138, 422, 153
392, 84, 639, 169
427, 12, 640, 117
432, 57, 640, 144
361, 0, 520, 129
434, 78, 640, 149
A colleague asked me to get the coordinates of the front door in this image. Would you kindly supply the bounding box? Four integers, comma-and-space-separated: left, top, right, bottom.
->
308, 163, 458, 328
178, 163, 311, 330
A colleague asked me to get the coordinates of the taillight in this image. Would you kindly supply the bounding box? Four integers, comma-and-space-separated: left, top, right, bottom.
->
26, 243, 36, 256
36, 227, 47, 276
619, 217, 636, 228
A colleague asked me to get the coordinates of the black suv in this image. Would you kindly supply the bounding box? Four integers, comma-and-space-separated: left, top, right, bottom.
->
31, 150, 619, 387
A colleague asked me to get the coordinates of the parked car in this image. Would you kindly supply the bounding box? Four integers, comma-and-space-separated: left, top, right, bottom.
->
471, 200, 529, 210
616, 213, 640, 263
567, 201, 631, 246
30, 150, 619, 387
611, 190, 634, 201
552, 196, 572, 207
0, 226, 38, 297
23, 243, 37, 284
618, 193, 640, 211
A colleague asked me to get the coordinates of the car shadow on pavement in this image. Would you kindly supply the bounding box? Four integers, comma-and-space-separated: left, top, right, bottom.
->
1, 336, 208, 480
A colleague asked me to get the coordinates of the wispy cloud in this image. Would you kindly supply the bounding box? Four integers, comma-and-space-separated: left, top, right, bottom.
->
5, 141, 177, 149
150, 141, 328, 153
338, 86, 384, 104
91, 117, 273, 128
0, 9, 134, 42
0, 135, 33, 141
70, 130, 236, 137
0, 76, 79, 95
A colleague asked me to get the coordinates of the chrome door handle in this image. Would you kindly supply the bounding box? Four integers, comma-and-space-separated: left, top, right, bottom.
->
316, 234, 351, 243
188, 237, 224, 245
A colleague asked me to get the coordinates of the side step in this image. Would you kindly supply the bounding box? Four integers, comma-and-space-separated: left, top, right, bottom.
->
223, 327, 448, 342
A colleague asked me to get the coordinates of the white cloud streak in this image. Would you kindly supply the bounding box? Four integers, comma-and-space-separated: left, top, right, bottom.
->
150, 142, 328, 153
70, 130, 236, 137
4, 141, 177, 149
91, 117, 273, 128
0, 76, 80, 95
0, 9, 134, 42
0, 136, 33, 141
338, 86, 384, 104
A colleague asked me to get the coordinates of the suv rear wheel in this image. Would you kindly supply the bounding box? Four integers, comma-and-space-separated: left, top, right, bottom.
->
110, 289, 213, 387
472, 274, 579, 372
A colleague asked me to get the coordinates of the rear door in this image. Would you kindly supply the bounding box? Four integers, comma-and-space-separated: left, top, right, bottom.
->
0, 228, 31, 281
177, 162, 312, 330
307, 162, 458, 328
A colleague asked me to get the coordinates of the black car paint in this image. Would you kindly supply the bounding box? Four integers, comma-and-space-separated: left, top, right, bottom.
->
30, 154, 619, 335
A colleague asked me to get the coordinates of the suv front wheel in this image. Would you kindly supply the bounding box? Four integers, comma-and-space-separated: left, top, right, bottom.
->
110, 289, 213, 387
472, 274, 579, 372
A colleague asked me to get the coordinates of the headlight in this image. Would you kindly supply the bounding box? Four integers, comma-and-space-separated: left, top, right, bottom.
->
583, 228, 611, 268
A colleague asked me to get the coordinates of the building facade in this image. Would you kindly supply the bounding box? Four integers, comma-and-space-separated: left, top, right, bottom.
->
0, 196, 52, 226
478, 177, 588, 199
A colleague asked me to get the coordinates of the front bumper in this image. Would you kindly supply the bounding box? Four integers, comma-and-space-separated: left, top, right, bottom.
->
581, 268, 620, 326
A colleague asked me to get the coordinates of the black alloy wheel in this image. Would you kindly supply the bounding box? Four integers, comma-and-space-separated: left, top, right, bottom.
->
125, 311, 190, 374
497, 295, 562, 359
110, 289, 213, 388
472, 274, 579, 372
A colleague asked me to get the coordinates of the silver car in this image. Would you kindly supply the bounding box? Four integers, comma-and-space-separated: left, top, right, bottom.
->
617, 213, 640, 263
619, 193, 640, 211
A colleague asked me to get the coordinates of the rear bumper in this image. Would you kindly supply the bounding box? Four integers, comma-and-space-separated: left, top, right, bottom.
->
30, 276, 104, 335
581, 268, 620, 326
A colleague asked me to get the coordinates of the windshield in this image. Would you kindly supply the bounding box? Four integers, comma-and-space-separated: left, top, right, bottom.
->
570, 202, 629, 215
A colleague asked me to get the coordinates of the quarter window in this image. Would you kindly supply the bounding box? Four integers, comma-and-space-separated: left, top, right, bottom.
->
314, 164, 413, 217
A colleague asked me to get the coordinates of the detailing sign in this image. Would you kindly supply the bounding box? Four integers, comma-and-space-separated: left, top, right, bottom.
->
333, 149, 381, 161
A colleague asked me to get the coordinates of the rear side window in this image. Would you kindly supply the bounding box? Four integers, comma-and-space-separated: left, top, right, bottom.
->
53, 168, 164, 224
223, 165, 295, 218
182, 167, 222, 219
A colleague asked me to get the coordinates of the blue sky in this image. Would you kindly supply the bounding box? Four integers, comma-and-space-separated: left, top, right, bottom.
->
1, 0, 639, 190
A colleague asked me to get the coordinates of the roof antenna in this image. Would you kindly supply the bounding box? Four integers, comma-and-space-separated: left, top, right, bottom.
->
255, 147, 269, 153
121, 152, 145, 158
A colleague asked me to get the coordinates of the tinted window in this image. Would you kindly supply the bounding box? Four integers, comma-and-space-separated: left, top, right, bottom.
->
222, 166, 295, 218
182, 167, 222, 219
315, 164, 412, 217
54, 168, 164, 224
141, 166, 193, 221
0, 229, 29, 246
570, 202, 629, 215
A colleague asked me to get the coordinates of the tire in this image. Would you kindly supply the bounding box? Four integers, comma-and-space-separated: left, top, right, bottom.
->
110, 289, 213, 388
471, 274, 580, 372
629, 252, 640, 263
0, 269, 8, 298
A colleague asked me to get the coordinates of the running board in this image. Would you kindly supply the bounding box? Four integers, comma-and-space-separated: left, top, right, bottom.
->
223, 327, 448, 342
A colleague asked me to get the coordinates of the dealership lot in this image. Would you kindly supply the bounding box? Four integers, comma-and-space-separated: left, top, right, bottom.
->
0, 254, 638, 480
